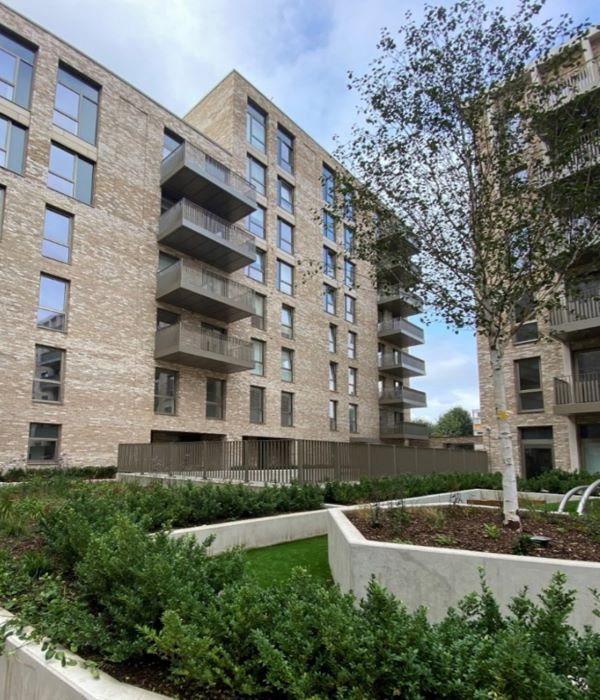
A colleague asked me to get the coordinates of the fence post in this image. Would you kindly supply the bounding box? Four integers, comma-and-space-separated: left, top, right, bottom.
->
334, 443, 341, 482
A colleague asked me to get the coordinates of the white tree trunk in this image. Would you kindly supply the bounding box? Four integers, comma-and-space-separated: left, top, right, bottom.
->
489, 345, 520, 526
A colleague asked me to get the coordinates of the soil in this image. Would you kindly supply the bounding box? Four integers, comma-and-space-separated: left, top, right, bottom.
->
347, 505, 600, 561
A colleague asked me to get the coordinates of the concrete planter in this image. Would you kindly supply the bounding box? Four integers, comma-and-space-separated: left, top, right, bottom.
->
328, 507, 600, 631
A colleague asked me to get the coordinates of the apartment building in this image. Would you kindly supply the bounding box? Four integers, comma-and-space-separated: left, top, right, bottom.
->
477, 28, 600, 478
0, 4, 426, 468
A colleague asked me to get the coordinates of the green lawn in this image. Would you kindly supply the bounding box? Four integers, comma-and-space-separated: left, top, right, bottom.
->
244, 536, 332, 587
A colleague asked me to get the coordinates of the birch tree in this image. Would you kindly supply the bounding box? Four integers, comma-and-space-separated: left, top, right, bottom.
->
335, 0, 600, 524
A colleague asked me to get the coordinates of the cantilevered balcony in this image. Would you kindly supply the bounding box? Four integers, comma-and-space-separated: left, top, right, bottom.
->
379, 386, 427, 409
550, 287, 600, 339
554, 373, 600, 415
543, 58, 600, 109
377, 285, 423, 316
155, 323, 253, 373
156, 261, 255, 322
161, 142, 256, 222
378, 351, 426, 378
379, 417, 429, 440
378, 317, 424, 347
158, 199, 256, 273
379, 259, 421, 286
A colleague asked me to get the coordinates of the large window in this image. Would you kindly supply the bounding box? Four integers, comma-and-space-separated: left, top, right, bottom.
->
281, 304, 294, 339
281, 391, 293, 427
154, 368, 177, 415
344, 259, 356, 288
344, 294, 356, 323
277, 259, 294, 295
0, 29, 35, 108
277, 218, 294, 254
246, 249, 265, 283
42, 207, 72, 263
37, 274, 69, 331
516, 357, 543, 411
520, 426, 553, 478
48, 143, 94, 204
347, 331, 357, 359
252, 293, 266, 330
348, 367, 357, 396
53, 65, 100, 144
246, 100, 266, 152
343, 191, 354, 221
329, 400, 338, 431
206, 378, 225, 419
329, 362, 337, 391
349, 404, 358, 434
328, 324, 337, 353
247, 204, 266, 238
0, 115, 26, 174
322, 164, 335, 204
33, 345, 64, 402
281, 348, 294, 382
277, 126, 294, 173
28, 423, 60, 462
250, 386, 265, 424
247, 155, 266, 195
251, 339, 265, 376
322, 210, 335, 242
343, 226, 354, 253
514, 294, 538, 344
323, 246, 336, 278
277, 178, 294, 213
323, 284, 336, 315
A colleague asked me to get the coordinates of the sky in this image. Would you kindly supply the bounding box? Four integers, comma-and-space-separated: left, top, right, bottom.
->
7, 0, 597, 422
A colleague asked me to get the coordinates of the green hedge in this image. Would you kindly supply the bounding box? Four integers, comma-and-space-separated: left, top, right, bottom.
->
0, 466, 117, 482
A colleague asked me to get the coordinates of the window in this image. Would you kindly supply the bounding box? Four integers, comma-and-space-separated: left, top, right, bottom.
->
251, 339, 265, 376
247, 155, 266, 195
0, 116, 26, 174
328, 324, 337, 353
246, 100, 266, 152
277, 218, 294, 254
33, 345, 64, 402
344, 259, 356, 288
323, 246, 336, 278
349, 404, 358, 434
516, 357, 543, 411
281, 348, 293, 382
0, 186, 4, 237
252, 293, 266, 330
206, 378, 225, 419
250, 386, 265, 424
53, 65, 100, 144
278, 178, 294, 213
156, 308, 179, 329
0, 29, 35, 108
322, 164, 335, 204
281, 304, 294, 339
37, 274, 68, 331
329, 362, 337, 391
42, 207, 72, 263
246, 249, 265, 283
520, 426, 553, 479
158, 251, 179, 272
48, 143, 94, 204
323, 284, 336, 315
277, 259, 294, 295
343, 226, 354, 253
154, 368, 177, 415
162, 130, 182, 160
343, 191, 354, 221
277, 126, 294, 173
281, 391, 293, 427
347, 331, 357, 359
329, 400, 338, 431
348, 367, 357, 396
514, 294, 538, 343
247, 204, 266, 238
344, 294, 355, 323
28, 423, 59, 462
322, 210, 335, 241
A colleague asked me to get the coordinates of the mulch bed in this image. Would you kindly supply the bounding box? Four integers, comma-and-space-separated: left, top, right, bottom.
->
347, 505, 600, 561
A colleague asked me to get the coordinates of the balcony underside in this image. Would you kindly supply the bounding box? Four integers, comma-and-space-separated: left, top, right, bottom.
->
380, 422, 429, 440
379, 355, 426, 379
155, 345, 252, 373
379, 393, 427, 409
555, 401, 600, 416
551, 317, 600, 340
377, 291, 422, 317
378, 325, 424, 348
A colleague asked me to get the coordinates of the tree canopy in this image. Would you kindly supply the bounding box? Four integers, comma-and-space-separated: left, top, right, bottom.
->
431, 407, 474, 437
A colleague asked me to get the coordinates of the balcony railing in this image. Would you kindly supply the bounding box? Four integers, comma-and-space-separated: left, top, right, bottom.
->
378, 351, 426, 377
378, 317, 425, 346
550, 287, 600, 335
379, 386, 427, 408
379, 418, 429, 439
555, 372, 600, 408
543, 58, 600, 108
157, 260, 255, 322
377, 285, 423, 315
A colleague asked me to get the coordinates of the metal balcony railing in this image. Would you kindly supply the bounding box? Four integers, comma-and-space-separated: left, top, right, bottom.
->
379, 386, 427, 406
555, 372, 600, 406
156, 323, 253, 365
550, 287, 600, 329
378, 351, 426, 375
543, 58, 600, 108
379, 419, 429, 439
378, 317, 425, 343
377, 285, 423, 312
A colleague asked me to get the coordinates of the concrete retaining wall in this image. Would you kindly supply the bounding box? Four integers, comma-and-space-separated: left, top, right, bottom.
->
328, 508, 600, 631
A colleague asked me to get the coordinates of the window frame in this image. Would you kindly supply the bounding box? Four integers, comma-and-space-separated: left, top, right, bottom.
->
277, 125, 294, 173
0, 28, 36, 109
328, 324, 337, 353
246, 248, 265, 283
247, 204, 266, 238
344, 259, 356, 289
247, 154, 266, 196
53, 63, 100, 145
329, 399, 338, 431
251, 338, 265, 376
329, 362, 338, 392
323, 246, 336, 279
277, 259, 294, 296
515, 356, 544, 412
277, 177, 294, 213
154, 368, 177, 415
246, 99, 267, 152
344, 294, 356, 323
206, 378, 225, 420
323, 284, 336, 315
281, 347, 294, 382
348, 367, 358, 396
347, 331, 357, 359
32, 345, 65, 404
277, 218, 294, 254
322, 209, 335, 242
37, 274, 69, 332
252, 293, 266, 330
250, 385, 265, 424
42, 206, 73, 264
48, 142, 94, 205
281, 391, 294, 427
27, 422, 60, 463
322, 164, 335, 204
0, 115, 27, 174
281, 304, 294, 339
349, 404, 358, 434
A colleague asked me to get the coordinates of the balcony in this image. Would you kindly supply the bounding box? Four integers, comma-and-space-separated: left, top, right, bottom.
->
554, 373, 600, 415
161, 142, 256, 222
378, 317, 424, 347
155, 323, 253, 373
376, 225, 419, 256
550, 288, 600, 339
539, 128, 600, 184
158, 199, 256, 273
377, 285, 422, 316
378, 351, 426, 378
543, 58, 600, 109
379, 258, 421, 286
379, 418, 429, 440
379, 386, 427, 409
156, 261, 255, 322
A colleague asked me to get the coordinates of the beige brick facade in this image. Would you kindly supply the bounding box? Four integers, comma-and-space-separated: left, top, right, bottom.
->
0, 5, 426, 468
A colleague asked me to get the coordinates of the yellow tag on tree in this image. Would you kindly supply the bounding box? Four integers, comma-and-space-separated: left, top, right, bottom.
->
497, 410, 510, 421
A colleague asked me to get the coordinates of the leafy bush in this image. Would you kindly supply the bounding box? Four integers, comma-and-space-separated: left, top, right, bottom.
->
0, 466, 116, 481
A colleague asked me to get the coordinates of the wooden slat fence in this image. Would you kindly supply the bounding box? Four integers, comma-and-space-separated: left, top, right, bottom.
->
118, 439, 488, 483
